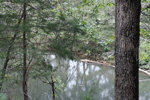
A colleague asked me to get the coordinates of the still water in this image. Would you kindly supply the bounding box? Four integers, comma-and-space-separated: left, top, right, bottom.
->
2, 54, 150, 100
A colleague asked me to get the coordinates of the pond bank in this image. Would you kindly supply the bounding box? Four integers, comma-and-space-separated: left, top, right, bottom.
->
74, 52, 150, 77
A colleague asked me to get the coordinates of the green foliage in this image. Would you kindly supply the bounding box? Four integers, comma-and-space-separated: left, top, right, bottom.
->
0, 52, 7, 59
141, 0, 150, 12
106, 2, 115, 7
1, 0, 150, 98
103, 54, 114, 61
142, 0, 148, 3
140, 28, 149, 38
139, 40, 150, 66
138, 0, 150, 68
142, 64, 150, 69
139, 51, 149, 64
0, 93, 6, 100
53, 75, 65, 92
66, 0, 115, 58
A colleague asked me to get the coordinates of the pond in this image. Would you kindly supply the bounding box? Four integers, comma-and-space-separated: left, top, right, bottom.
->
2, 53, 150, 100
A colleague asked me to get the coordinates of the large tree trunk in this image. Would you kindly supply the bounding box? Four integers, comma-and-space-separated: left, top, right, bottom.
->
115, 0, 141, 100
22, 2, 28, 100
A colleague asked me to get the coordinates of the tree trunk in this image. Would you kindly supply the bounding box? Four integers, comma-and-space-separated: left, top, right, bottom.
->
51, 75, 55, 100
22, 2, 28, 100
115, 0, 141, 100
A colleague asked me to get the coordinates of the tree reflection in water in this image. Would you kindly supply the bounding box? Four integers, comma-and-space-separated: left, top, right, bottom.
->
2, 54, 150, 100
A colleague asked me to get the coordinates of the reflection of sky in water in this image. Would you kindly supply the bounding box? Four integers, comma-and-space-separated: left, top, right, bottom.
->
39, 56, 150, 100
79, 62, 84, 74
92, 65, 101, 71
99, 75, 109, 84
66, 60, 109, 94
69, 60, 77, 67
3, 53, 150, 100
81, 85, 86, 91
87, 80, 91, 86
66, 92, 71, 97
85, 68, 89, 75
78, 80, 81, 84
79, 64, 101, 75
108, 69, 113, 74
96, 75, 99, 79
45, 55, 150, 100
68, 80, 76, 89
78, 62, 101, 75
68, 60, 77, 78
101, 88, 109, 97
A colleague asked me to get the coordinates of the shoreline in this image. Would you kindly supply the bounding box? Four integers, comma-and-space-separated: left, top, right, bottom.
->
73, 52, 150, 77
79, 58, 150, 77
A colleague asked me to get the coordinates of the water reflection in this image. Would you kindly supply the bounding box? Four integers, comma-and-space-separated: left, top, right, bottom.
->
2, 53, 150, 100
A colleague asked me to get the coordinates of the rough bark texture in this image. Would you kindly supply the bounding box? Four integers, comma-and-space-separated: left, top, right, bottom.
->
22, 2, 28, 100
115, 0, 141, 100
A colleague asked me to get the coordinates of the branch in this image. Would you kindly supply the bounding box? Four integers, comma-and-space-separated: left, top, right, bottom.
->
145, 5, 150, 9
0, 7, 24, 92
42, 81, 53, 84
141, 11, 150, 17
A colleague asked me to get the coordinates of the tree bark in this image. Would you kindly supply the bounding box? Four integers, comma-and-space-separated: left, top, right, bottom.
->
115, 0, 141, 100
51, 75, 55, 100
22, 2, 28, 100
